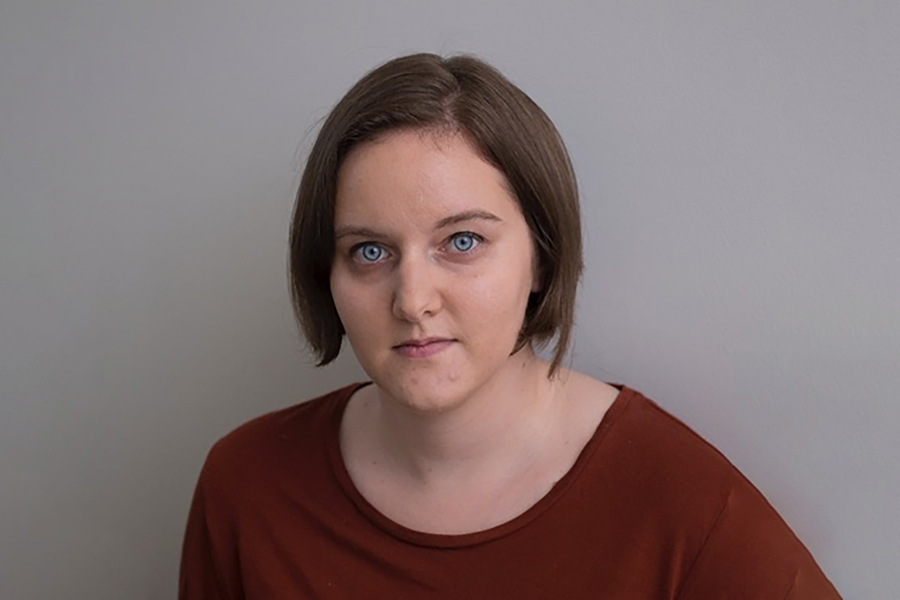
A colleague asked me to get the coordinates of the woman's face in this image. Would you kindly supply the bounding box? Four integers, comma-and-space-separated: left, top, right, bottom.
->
330, 130, 538, 413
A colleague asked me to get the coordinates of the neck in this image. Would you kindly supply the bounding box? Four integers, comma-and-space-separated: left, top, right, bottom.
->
368, 349, 565, 486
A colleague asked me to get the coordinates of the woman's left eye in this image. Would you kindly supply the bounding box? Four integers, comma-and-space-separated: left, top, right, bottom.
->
447, 232, 482, 254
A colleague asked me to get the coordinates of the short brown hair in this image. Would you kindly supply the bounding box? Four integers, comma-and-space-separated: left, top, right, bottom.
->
289, 53, 582, 376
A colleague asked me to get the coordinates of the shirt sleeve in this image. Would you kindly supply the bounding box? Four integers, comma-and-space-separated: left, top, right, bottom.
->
675, 485, 841, 600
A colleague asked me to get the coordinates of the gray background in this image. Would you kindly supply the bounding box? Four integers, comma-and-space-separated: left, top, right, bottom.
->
1, 1, 897, 598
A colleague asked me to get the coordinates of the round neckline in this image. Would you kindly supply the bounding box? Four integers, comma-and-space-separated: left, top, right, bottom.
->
326, 382, 637, 549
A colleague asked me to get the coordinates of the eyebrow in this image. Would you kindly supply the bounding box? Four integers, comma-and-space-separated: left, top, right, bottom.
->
334, 210, 503, 239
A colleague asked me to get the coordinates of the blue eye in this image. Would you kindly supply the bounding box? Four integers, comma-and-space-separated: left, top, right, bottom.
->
355, 243, 386, 263
450, 233, 480, 253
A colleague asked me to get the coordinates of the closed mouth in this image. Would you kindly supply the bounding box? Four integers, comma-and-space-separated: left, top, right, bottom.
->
393, 337, 454, 348
392, 338, 456, 358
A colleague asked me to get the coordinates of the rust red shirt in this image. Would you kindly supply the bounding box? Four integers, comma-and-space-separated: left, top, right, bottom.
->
179, 383, 841, 599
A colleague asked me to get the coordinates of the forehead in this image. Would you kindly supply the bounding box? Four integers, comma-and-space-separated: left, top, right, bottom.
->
334, 130, 520, 227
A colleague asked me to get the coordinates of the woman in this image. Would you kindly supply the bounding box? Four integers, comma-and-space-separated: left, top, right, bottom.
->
180, 53, 841, 598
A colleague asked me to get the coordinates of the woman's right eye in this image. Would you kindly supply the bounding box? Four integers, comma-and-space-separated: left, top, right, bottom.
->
352, 243, 387, 263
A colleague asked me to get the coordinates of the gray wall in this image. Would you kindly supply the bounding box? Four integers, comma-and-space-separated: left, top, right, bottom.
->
1, 1, 897, 598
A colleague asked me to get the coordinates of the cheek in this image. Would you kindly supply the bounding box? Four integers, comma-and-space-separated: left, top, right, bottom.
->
329, 270, 369, 336
461, 259, 533, 328
329, 272, 348, 320
330, 270, 397, 359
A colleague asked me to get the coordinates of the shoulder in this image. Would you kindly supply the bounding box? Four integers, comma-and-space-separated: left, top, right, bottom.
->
561, 370, 742, 500
603, 387, 767, 525
609, 387, 746, 487
196, 383, 361, 501
601, 387, 839, 597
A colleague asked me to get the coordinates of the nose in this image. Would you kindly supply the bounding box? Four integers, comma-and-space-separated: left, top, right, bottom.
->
391, 254, 442, 322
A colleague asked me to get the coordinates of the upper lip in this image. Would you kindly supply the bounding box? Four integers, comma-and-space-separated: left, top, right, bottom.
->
394, 337, 453, 347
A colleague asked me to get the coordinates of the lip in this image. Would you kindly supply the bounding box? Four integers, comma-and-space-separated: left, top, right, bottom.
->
392, 337, 456, 359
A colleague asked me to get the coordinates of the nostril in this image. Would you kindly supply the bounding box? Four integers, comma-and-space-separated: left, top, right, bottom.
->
392, 273, 440, 322
392, 288, 440, 322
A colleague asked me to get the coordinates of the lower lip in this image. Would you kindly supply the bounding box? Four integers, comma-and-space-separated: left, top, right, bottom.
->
393, 340, 455, 359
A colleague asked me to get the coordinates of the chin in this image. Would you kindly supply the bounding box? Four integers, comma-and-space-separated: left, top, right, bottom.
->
376, 368, 474, 414
357, 342, 523, 413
